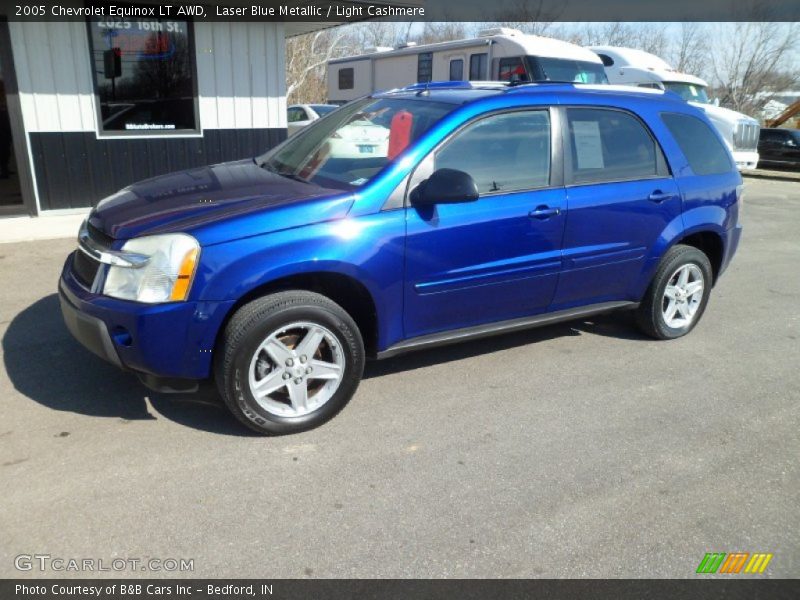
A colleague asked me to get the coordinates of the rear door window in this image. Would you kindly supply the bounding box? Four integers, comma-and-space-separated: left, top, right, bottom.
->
565, 107, 665, 184
661, 113, 733, 175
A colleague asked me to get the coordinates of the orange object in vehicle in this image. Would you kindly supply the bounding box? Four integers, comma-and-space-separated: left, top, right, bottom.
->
388, 110, 413, 159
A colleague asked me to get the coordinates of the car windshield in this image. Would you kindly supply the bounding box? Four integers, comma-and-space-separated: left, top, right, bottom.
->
311, 104, 337, 116
530, 56, 608, 84
664, 82, 711, 104
258, 98, 454, 190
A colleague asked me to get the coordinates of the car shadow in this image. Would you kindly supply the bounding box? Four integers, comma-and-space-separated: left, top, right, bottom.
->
4, 295, 649, 433
2, 294, 255, 436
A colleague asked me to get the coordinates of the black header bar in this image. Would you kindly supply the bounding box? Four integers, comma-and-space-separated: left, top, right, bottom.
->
1, 0, 799, 22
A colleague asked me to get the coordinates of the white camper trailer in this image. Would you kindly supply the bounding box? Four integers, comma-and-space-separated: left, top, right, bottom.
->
589, 46, 760, 170
327, 28, 607, 104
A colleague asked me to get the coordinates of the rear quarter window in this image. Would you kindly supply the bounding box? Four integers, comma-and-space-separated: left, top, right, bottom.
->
661, 113, 733, 176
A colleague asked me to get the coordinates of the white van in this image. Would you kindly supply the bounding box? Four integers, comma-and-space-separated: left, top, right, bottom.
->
327, 28, 607, 104
589, 46, 759, 170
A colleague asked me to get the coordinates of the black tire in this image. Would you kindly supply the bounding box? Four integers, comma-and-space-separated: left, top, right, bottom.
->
636, 244, 713, 340
215, 291, 365, 435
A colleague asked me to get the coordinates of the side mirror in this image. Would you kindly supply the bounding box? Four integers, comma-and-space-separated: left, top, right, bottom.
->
410, 168, 479, 206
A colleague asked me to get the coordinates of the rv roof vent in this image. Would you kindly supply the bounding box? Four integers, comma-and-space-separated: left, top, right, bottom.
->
395, 42, 418, 49
366, 46, 393, 53
478, 27, 523, 38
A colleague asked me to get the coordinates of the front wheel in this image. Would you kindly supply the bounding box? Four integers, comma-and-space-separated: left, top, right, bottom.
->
636, 245, 713, 340
215, 291, 365, 435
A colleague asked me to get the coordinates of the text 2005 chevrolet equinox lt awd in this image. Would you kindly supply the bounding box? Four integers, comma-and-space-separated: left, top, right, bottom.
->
60, 82, 743, 434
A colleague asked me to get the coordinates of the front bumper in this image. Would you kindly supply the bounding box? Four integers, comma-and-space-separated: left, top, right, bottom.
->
59, 254, 234, 382
732, 150, 759, 171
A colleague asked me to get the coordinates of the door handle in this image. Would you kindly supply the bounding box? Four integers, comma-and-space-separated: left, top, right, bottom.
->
648, 191, 674, 203
529, 205, 561, 219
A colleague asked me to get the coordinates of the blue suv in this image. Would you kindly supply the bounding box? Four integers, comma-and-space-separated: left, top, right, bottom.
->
59, 82, 743, 434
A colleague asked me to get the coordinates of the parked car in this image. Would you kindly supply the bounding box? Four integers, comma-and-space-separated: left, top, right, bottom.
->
60, 81, 743, 435
758, 128, 800, 169
287, 103, 338, 136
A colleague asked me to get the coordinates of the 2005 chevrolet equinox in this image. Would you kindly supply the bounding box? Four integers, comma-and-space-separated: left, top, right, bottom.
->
60, 82, 743, 434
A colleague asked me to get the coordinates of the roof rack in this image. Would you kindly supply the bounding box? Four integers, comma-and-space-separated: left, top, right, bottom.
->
396, 81, 510, 92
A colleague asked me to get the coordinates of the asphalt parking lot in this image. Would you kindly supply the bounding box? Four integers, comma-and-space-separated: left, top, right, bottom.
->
1, 179, 798, 579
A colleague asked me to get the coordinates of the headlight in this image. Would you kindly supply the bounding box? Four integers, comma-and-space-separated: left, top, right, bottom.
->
103, 234, 200, 303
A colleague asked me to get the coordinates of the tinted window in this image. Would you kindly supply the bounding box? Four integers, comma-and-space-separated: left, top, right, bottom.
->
469, 53, 488, 80
287, 107, 307, 123
663, 82, 710, 104
498, 57, 529, 82
435, 111, 550, 194
759, 129, 780, 142
533, 57, 608, 84
88, 18, 197, 134
566, 108, 661, 184
598, 53, 614, 67
417, 53, 433, 83
449, 59, 464, 81
338, 68, 354, 90
662, 113, 733, 176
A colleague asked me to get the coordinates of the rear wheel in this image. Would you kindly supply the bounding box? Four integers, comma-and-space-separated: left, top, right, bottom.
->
636, 245, 713, 340
216, 291, 364, 435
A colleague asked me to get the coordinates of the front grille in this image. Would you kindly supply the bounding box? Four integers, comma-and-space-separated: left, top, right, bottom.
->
72, 249, 100, 288
71, 220, 112, 289
733, 121, 759, 151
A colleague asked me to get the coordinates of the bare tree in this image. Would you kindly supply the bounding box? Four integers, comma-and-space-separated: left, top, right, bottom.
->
568, 23, 668, 57
413, 22, 468, 45
348, 21, 408, 50
489, 0, 564, 36
670, 23, 708, 76
711, 19, 799, 116
285, 28, 351, 104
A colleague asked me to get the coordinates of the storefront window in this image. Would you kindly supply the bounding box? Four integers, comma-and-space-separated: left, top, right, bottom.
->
88, 18, 198, 135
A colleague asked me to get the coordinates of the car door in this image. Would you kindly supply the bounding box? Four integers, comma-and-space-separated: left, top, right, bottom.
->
551, 106, 681, 309
403, 108, 566, 339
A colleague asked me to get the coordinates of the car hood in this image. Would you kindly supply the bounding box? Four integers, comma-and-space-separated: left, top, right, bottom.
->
692, 102, 757, 125
87, 159, 354, 244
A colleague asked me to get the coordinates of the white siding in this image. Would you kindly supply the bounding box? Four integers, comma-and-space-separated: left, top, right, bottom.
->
8, 21, 96, 133
9, 20, 287, 134
195, 21, 286, 130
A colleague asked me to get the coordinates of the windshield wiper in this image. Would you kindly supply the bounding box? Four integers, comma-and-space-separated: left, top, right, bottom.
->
259, 160, 308, 183
275, 170, 308, 183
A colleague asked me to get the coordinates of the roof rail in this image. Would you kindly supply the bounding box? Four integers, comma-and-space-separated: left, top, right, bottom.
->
398, 81, 509, 92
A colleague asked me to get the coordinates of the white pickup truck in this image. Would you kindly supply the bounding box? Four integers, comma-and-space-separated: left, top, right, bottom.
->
589, 46, 759, 170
